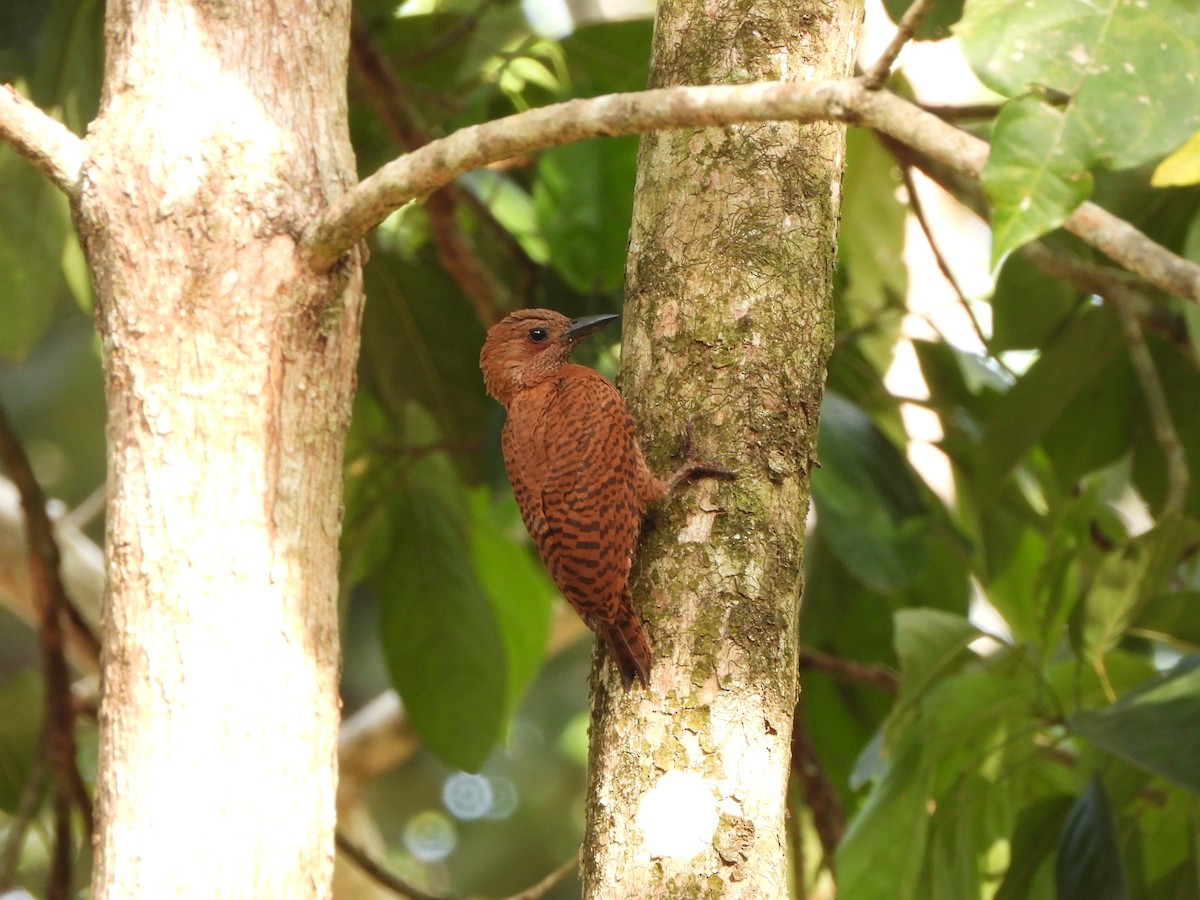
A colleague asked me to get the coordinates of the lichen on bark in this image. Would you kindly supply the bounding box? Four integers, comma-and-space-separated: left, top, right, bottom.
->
582, 0, 862, 895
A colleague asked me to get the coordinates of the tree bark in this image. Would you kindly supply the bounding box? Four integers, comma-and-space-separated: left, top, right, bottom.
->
76, 2, 362, 896
583, 0, 861, 895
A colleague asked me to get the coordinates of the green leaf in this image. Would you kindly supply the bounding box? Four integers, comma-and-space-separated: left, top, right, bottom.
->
838, 736, 931, 900
462, 168, 550, 264
982, 97, 1094, 263
813, 392, 932, 591
1131, 591, 1200, 651
990, 253, 1077, 353
995, 796, 1075, 900
468, 488, 555, 711
976, 306, 1122, 497
0, 146, 75, 360
375, 405, 508, 773
958, 0, 1200, 169
1070, 659, 1200, 793
0, 669, 43, 813
534, 136, 638, 293
560, 20, 652, 94
1056, 777, 1127, 900
881, 0, 965, 40
893, 608, 979, 704
836, 130, 908, 372
959, 0, 1200, 258
1081, 521, 1200, 665
1042, 353, 1134, 486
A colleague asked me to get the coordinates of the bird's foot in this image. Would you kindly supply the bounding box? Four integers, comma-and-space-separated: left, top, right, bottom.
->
664, 422, 738, 495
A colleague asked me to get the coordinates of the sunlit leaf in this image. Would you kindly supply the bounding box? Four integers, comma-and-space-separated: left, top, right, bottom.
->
982, 97, 1094, 264
1071, 658, 1200, 793
1152, 130, 1200, 188
959, 0, 1200, 258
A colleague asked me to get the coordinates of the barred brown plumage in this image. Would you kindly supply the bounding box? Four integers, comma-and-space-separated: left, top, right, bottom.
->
480, 309, 734, 689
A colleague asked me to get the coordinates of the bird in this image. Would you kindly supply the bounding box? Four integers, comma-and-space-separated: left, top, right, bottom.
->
480, 308, 734, 689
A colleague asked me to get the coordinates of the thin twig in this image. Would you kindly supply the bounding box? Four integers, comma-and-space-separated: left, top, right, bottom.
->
349, 14, 510, 326
335, 831, 448, 900
497, 852, 579, 900
61, 483, 106, 531
0, 402, 95, 879
1109, 292, 1190, 520
791, 703, 845, 865
799, 646, 899, 692
863, 0, 942, 89
899, 163, 1018, 377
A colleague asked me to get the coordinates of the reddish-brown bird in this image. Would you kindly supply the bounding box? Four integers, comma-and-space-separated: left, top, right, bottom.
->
480, 308, 731, 689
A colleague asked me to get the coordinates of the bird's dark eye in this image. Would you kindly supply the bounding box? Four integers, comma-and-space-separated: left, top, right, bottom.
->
528, 328, 550, 343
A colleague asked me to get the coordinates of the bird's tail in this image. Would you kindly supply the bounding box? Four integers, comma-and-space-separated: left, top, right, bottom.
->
600, 605, 652, 690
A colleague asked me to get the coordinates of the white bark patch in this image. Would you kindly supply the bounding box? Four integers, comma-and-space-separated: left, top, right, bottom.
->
636, 771, 718, 859
678, 492, 724, 544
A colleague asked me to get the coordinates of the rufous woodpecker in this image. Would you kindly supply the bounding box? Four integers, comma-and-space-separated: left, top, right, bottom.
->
480, 309, 734, 688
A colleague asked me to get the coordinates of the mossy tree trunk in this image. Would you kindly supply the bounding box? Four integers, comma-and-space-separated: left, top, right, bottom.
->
582, 0, 862, 895
77, 2, 362, 896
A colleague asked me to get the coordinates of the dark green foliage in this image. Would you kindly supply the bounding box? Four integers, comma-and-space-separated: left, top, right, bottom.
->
2, 0, 1200, 896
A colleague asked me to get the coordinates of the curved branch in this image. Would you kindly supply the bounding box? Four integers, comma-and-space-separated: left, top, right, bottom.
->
0, 85, 84, 200
301, 79, 1200, 306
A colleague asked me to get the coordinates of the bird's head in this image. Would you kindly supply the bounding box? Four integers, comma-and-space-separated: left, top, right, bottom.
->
480, 308, 618, 406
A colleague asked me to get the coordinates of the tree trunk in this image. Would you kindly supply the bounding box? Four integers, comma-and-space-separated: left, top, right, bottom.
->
76, 2, 361, 896
583, 0, 861, 895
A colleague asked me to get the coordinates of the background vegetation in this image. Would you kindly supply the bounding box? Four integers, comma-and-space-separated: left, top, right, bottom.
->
1, 0, 1198, 897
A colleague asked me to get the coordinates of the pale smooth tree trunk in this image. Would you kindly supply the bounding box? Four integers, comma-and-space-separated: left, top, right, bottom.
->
583, 0, 861, 896
76, 2, 362, 896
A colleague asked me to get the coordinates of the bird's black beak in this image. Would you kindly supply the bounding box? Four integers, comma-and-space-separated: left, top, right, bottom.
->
564, 313, 619, 341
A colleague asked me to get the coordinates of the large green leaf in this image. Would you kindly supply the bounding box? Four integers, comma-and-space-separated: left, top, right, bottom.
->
838, 736, 931, 900
836, 129, 908, 374
1056, 778, 1127, 900
375, 406, 509, 773
1080, 521, 1200, 665
0, 146, 76, 360
995, 795, 1076, 900
813, 392, 933, 591
881, 0, 964, 40
467, 488, 555, 711
989, 252, 1077, 353
959, 0, 1200, 259
975, 306, 1122, 497
1070, 658, 1200, 793
534, 136, 638, 294
893, 608, 979, 705
981, 97, 1093, 265
1131, 591, 1200, 651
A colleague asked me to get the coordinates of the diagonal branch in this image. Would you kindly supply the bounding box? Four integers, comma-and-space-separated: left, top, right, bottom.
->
0, 403, 94, 897
0, 85, 85, 200
300, 79, 1200, 308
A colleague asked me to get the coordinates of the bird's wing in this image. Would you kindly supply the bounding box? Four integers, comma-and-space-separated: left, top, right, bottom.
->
539, 370, 644, 625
